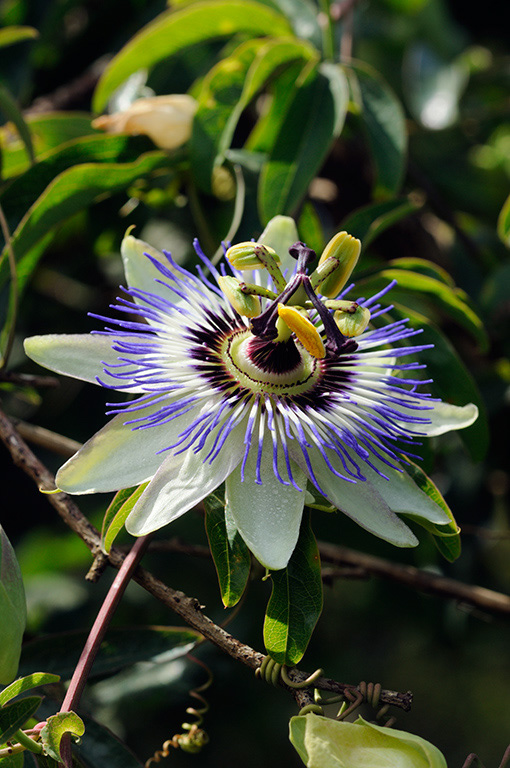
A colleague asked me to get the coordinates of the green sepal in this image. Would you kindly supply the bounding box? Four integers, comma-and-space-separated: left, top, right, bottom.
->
0, 697, 41, 745
40, 712, 85, 763
401, 459, 461, 561
101, 483, 149, 553
204, 487, 251, 608
263, 510, 322, 665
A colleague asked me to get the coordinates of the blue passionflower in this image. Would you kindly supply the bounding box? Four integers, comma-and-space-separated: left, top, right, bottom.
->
24, 216, 478, 569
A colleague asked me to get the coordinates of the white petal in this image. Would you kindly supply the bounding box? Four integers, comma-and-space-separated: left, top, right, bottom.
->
56, 400, 198, 494
359, 458, 450, 524
226, 436, 307, 570
290, 445, 418, 547
126, 423, 246, 535
258, 215, 299, 277
411, 401, 479, 436
121, 234, 180, 300
24, 334, 144, 392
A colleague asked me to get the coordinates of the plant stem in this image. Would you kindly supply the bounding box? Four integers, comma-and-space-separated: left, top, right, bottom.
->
58, 534, 151, 767
318, 0, 335, 61
13, 729, 43, 754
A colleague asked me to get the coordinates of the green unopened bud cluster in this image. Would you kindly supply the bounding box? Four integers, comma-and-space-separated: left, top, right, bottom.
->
311, 232, 361, 298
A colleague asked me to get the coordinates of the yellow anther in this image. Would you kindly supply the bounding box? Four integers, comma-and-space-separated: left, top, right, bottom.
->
277, 304, 326, 359
314, 231, 361, 298
217, 276, 261, 318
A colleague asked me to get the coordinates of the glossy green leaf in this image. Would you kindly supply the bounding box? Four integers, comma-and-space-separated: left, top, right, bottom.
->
0, 27, 38, 49
0, 526, 26, 685
340, 197, 420, 246
497, 193, 510, 247
19, 627, 199, 680
357, 269, 487, 350
93, 0, 292, 113
349, 61, 407, 198
73, 713, 143, 768
0, 113, 97, 180
0, 148, 169, 295
0, 673, 60, 707
402, 459, 461, 561
386, 257, 454, 286
40, 712, 85, 763
391, 303, 489, 462
0, 697, 41, 745
258, 62, 348, 222
192, 37, 317, 193
204, 488, 251, 608
0, 84, 34, 167
263, 511, 322, 665
298, 201, 325, 255
101, 483, 149, 554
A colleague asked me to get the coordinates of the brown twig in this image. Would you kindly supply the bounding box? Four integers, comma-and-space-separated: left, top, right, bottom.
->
319, 542, 510, 618
0, 406, 410, 711
0, 372, 59, 388
11, 419, 82, 458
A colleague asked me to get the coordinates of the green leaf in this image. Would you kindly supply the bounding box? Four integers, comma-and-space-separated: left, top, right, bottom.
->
402, 459, 461, 561
258, 62, 348, 222
0, 673, 60, 707
0, 751, 25, 767
40, 712, 85, 763
0, 113, 98, 180
192, 37, 317, 193
263, 511, 322, 665
0, 148, 170, 295
92, 0, 292, 113
357, 269, 487, 350
0, 27, 38, 49
340, 197, 420, 247
497, 193, 510, 247
391, 303, 489, 462
349, 61, 407, 198
101, 483, 149, 554
0, 697, 41, 745
0, 527, 26, 685
19, 627, 199, 680
0, 84, 35, 167
386, 257, 454, 286
298, 201, 325, 256
204, 488, 251, 608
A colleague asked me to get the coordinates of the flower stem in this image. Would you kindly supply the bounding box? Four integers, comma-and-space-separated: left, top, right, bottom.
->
58, 534, 151, 767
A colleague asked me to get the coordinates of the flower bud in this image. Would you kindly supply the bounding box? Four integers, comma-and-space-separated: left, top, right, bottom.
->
334, 304, 371, 337
289, 714, 447, 768
92, 94, 197, 150
315, 232, 361, 298
218, 276, 262, 318
225, 242, 280, 271
0, 525, 27, 684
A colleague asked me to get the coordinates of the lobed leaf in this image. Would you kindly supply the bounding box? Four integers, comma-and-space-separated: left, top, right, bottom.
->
204, 488, 251, 608
263, 511, 322, 665
93, 0, 292, 113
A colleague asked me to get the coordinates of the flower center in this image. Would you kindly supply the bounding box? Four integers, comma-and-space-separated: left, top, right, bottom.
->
222, 330, 322, 396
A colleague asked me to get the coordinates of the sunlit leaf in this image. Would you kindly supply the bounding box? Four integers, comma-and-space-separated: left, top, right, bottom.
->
0, 27, 38, 49
0, 673, 60, 707
263, 511, 322, 665
93, 0, 292, 113
40, 712, 85, 762
102, 483, 149, 554
204, 488, 251, 608
349, 61, 407, 198
0, 84, 34, 167
258, 62, 348, 222
386, 257, 455, 286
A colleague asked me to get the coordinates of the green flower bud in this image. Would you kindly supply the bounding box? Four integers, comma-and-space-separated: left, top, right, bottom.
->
334, 304, 371, 337
217, 276, 262, 318
225, 242, 280, 271
314, 232, 361, 298
0, 525, 27, 684
212, 165, 236, 201
289, 714, 448, 768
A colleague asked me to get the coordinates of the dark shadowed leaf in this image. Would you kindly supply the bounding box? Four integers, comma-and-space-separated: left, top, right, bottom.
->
263, 510, 322, 665
73, 713, 143, 767
0, 84, 35, 168
0, 697, 42, 744
340, 197, 420, 246
205, 488, 251, 607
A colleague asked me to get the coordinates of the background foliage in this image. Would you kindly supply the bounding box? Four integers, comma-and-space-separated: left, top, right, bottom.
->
0, 0, 509, 765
